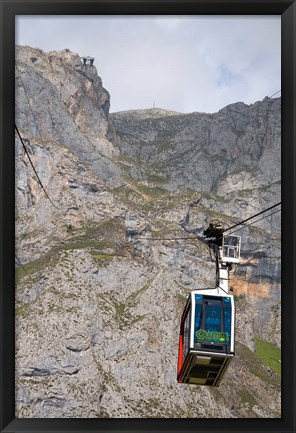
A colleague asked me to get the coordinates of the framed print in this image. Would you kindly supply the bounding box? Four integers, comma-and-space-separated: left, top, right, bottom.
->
0, 0, 295, 432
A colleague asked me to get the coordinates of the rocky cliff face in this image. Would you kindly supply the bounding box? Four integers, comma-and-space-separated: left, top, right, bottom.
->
16, 45, 120, 186
108, 100, 281, 347
15, 46, 281, 418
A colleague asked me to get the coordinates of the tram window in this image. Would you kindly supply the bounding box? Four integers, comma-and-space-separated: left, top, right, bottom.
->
205, 302, 221, 332
223, 298, 232, 341
194, 295, 203, 328
194, 296, 203, 344
224, 236, 238, 246
182, 309, 190, 363
228, 248, 235, 257
223, 246, 237, 258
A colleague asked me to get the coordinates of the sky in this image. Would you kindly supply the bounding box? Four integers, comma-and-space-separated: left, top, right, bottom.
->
16, 15, 281, 114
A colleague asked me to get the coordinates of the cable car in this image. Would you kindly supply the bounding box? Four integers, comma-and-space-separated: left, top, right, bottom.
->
177, 289, 235, 386
177, 231, 240, 387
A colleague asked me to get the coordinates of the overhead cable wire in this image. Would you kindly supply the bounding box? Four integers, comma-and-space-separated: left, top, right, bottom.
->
137, 235, 199, 241
203, 208, 281, 263
269, 89, 281, 98
16, 63, 58, 207
15, 124, 57, 208
135, 208, 280, 262
15, 255, 37, 285
15, 61, 41, 137
137, 202, 281, 242
15, 255, 47, 295
15, 255, 30, 276
16, 60, 112, 166
220, 208, 281, 239
222, 202, 281, 234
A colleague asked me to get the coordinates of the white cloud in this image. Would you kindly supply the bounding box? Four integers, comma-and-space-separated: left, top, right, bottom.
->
155, 16, 184, 31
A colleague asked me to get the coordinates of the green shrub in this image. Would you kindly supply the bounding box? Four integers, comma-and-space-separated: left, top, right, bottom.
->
66, 224, 73, 233
255, 338, 281, 377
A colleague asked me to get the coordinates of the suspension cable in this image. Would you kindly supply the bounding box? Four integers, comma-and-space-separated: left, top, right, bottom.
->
222, 208, 281, 238
15, 255, 36, 286
137, 202, 281, 242
15, 124, 57, 208
15, 61, 41, 137
222, 202, 281, 234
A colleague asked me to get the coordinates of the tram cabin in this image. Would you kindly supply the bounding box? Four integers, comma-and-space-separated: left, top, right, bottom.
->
177, 290, 235, 387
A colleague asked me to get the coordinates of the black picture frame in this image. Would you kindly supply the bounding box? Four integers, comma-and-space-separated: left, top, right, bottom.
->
0, 0, 295, 432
